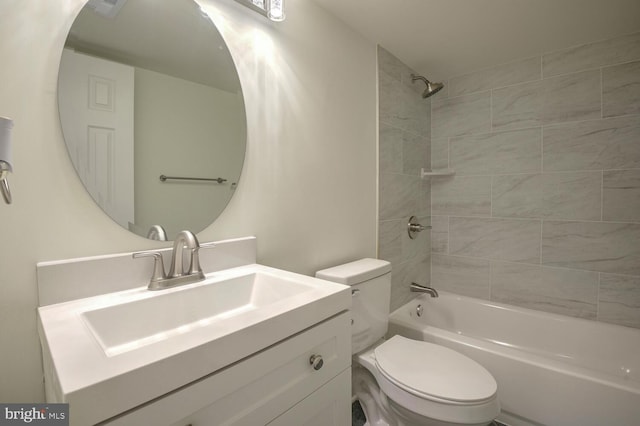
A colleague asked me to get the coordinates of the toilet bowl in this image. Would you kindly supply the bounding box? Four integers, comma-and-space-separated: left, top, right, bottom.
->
357, 336, 499, 426
316, 259, 499, 426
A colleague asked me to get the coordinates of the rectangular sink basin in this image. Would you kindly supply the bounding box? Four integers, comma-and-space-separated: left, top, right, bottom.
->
82, 272, 311, 356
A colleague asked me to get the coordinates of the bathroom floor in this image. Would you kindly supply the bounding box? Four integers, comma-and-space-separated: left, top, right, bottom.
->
352, 400, 366, 426
351, 401, 507, 426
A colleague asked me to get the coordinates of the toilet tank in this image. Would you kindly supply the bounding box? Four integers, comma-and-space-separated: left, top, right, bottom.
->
316, 259, 391, 354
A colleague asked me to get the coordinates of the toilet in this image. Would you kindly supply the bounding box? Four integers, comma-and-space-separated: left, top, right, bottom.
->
316, 258, 499, 426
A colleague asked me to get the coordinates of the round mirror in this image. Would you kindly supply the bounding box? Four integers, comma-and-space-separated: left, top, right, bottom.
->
58, 0, 246, 240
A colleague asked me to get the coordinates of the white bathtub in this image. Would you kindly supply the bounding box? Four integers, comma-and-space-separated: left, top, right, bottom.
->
387, 291, 640, 426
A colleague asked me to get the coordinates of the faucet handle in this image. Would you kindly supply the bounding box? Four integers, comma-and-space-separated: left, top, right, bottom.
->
133, 251, 167, 285
188, 243, 216, 277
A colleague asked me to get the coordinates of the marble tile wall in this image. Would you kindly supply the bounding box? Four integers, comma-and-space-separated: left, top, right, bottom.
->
378, 46, 431, 311
430, 32, 640, 329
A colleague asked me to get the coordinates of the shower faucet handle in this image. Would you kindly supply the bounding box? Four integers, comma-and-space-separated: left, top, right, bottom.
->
409, 223, 428, 232
407, 216, 432, 239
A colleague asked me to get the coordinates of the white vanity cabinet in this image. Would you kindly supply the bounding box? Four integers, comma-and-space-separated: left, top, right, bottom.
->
102, 312, 351, 426
38, 239, 353, 425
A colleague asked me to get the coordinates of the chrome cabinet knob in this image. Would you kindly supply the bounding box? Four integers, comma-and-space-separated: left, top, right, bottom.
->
309, 354, 324, 371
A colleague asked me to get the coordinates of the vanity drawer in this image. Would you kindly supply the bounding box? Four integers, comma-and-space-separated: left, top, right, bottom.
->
267, 369, 351, 426
101, 311, 351, 426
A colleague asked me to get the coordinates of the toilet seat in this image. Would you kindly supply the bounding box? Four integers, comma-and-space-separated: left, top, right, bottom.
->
374, 335, 497, 404
356, 335, 500, 425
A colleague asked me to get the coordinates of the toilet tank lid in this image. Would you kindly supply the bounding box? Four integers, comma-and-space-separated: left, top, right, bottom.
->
315, 258, 391, 285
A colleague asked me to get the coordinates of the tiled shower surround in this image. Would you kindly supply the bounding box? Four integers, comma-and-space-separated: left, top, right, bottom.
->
430, 32, 640, 329
378, 47, 431, 311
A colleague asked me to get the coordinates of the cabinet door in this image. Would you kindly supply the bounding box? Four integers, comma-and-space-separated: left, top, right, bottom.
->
267, 369, 351, 426
103, 312, 351, 426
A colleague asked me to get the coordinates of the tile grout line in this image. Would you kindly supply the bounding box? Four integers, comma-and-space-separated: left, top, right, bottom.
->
600, 67, 604, 119
446, 136, 451, 170
430, 100, 434, 286
446, 214, 640, 225
490, 175, 494, 220
540, 218, 544, 266
443, 61, 629, 100
596, 272, 601, 321
601, 171, 604, 221
490, 87, 494, 133
446, 215, 450, 255
438, 168, 640, 179
542, 60, 640, 80
432, 252, 640, 278
540, 125, 544, 266
540, 125, 544, 173
486, 75, 499, 216
488, 258, 493, 301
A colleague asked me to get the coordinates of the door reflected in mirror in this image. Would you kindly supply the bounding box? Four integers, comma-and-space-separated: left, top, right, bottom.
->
58, 0, 246, 240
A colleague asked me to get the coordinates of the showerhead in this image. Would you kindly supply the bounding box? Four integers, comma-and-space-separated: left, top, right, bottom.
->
423, 81, 444, 98
410, 74, 444, 99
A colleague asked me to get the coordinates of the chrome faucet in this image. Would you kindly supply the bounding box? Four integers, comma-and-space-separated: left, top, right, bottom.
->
133, 230, 215, 290
168, 230, 200, 278
146, 224, 168, 241
410, 282, 439, 298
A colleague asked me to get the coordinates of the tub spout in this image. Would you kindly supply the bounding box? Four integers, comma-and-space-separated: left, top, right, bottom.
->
410, 282, 439, 297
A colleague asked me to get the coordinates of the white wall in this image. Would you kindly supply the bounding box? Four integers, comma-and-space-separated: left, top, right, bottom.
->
134, 67, 245, 239
0, 0, 377, 402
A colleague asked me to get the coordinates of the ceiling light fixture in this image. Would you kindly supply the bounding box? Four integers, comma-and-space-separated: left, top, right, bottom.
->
235, 0, 285, 22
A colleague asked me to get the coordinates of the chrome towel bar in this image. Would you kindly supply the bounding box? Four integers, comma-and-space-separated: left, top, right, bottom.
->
159, 175, 227, 184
